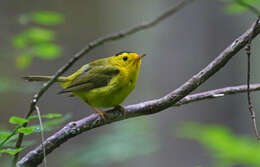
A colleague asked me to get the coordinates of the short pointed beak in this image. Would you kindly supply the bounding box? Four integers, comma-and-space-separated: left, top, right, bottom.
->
136, 54, 146, 61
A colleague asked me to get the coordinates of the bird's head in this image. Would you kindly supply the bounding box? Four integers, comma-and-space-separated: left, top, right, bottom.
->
109, 51, 146, 70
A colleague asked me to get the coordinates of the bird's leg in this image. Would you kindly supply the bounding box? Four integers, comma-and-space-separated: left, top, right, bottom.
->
84, 100, 106, 120
93, 108, 106, 121
115, 105, 126, 117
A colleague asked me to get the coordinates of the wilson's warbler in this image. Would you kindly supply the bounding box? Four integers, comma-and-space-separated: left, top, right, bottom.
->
24, 51, 145, 120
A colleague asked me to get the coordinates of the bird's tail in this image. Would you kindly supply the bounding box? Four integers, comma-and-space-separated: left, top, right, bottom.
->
23, 75, 68, 82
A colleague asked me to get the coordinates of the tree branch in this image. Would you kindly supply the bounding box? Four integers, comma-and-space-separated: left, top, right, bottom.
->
176, 84, 260, 105
17, 19, 260, 166
17, 84, 260, 167
6, 0, 195, 164
245, 17, 260, 139
235, 0, 260, 139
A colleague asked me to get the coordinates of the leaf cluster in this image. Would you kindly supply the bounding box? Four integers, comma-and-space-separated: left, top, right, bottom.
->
0, 113, 70, 157
222, 0, 260, 14
13, 11, 63, 69
180, 122, 260, 167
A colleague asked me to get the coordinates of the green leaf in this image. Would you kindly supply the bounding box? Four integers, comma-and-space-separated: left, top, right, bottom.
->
0, 138, 33, 148
34, 113, 71, 132
33, 43, 61, 59
225, 3, 247, 14
16, 54, 32, 69
30, 11, 64, 25
17, 127, 35, 135
0, 131, 11, 140
42, 113, 63, 119
26, 28, 55, 43
13, 34, 28, 49
179, 122, 260, 167
222, 0, 260, 14
0, 78, 39, 93
43, 113, 70, 130
9, 116, 28, 125
29, 113, 62, 120
13, 28, 54, 48
0, 148, 23, 155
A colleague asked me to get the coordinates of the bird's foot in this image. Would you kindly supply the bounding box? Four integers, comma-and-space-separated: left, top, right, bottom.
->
84, 99, 106, 121
115, 105, 126, 117
94, 108, 106, 121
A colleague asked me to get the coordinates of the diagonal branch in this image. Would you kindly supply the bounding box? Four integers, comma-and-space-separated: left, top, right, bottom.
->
177, 84, 260, 105
17, 19, 260, 167
6, 0, 195, 164
17, 83, 260, 167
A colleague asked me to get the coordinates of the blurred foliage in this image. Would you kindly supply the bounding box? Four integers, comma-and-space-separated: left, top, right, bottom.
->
0, 113, 71, 157
179, 122, 260, 167
16, 54, 32, 69
0, 148, 23, 156
17, 127, 35, 135
13, 28, 55, 48
33, 43, 61, 59
0, 78, 39, 93
62, 119, 160, 167
222, 0, 260, 14
31, 113, 71, 132
9, 116, 28, 125
29, 113, 62, 119
13, 11, 63, 69
0, 10, 64, 95
30, 11, 63, 25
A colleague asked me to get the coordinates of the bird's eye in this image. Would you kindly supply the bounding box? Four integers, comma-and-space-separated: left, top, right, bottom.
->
123, 56, 128, 61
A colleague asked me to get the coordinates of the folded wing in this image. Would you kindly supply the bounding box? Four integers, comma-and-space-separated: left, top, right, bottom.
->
58, 65, 120, 94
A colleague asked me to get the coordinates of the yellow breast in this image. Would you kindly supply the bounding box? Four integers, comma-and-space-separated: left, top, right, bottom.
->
77, 65, 139, 108
64, 52, 143, 108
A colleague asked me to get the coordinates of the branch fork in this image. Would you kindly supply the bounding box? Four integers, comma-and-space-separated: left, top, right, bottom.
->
11, 1, 260, 166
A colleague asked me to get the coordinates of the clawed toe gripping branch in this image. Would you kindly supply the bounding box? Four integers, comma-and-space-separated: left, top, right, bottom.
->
2, 0, 260, 166
17, 18, 260, 167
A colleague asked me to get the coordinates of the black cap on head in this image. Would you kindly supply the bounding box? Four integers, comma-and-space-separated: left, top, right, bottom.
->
115, 51, 134, 56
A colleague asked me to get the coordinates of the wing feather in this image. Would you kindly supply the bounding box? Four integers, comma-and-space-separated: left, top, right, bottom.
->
58, 65, 119, 94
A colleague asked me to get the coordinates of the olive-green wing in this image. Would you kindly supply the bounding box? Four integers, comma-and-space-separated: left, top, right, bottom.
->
58, 65, 120, 94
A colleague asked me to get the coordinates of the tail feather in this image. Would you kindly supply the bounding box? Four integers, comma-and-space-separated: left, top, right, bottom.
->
23, 75, 68, 82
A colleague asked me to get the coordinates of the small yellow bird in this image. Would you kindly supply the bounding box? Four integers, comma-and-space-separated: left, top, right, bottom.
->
24, 51, 145, 120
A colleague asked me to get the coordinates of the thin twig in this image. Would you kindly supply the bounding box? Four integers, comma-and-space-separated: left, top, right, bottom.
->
177, 84, 260, 105
245, 17, 260, 139
16, 84, 260, 167
35, 106, 47, 167
236, 0, 260, 139
0, 126, 21, 148
5, 0, 195, 164
17, 18, 260, 167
